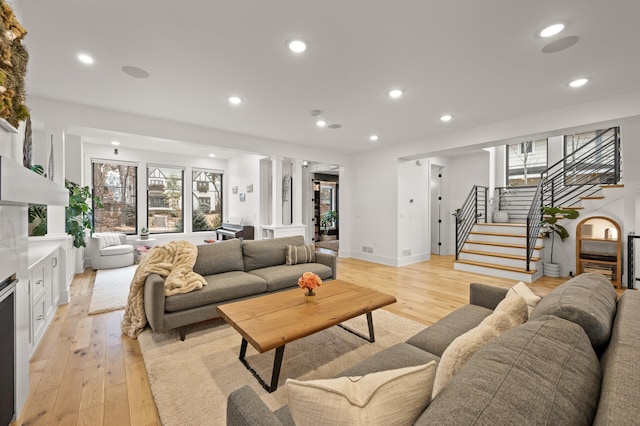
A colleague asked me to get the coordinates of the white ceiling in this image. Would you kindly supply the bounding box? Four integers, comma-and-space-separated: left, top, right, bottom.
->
20, 1, 640, 155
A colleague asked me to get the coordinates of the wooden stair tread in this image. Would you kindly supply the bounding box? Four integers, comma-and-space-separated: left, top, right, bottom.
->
460, 249, 540, 262
465, 240, 543, 250
581, 196, 605, 200
456, 259, 536, 274
600, 184, 624, 188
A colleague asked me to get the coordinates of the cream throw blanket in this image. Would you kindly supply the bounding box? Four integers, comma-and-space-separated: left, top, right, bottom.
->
121, 240, 207, 338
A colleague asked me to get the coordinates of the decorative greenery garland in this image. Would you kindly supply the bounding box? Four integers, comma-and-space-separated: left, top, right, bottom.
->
0, 0, 28, 127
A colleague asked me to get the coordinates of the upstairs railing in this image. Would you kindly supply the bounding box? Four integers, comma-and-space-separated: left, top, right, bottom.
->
524, 127, 621, 270
495, 185, 537, 223
455, 185, 488, 259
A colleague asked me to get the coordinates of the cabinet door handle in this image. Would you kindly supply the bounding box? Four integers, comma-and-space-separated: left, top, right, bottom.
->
36, 280, 43, 285
52, 257, 58, 267
36, 315, 44, 321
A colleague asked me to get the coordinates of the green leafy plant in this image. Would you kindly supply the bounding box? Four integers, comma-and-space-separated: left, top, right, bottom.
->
320, 210, 337, 233
66, 180, 103, 248
540, 206, 579, 263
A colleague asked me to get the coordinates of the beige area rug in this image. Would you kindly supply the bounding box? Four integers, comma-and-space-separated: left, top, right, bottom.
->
88, 265, 137, 315
315, 239, 339, 251
138, 309, 424, 426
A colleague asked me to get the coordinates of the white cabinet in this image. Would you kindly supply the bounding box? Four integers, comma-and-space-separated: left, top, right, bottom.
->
28, 246, 60, 354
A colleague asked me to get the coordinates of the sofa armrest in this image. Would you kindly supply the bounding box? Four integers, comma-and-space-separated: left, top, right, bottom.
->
144, 273, 166, 332
227, 385, 283, 426
315, 252, 337, 280
469, 283, 508, 310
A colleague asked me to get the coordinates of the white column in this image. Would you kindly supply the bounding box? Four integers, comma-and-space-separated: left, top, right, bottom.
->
46, 126, 66, 237
292, 159, 303, 225
271, 157, 283, 226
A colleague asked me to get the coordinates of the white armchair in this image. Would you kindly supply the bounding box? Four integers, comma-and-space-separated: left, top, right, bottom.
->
89, 233, 134, 270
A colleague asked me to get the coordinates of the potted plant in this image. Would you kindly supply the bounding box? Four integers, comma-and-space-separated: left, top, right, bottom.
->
540, 206, 579, 277
140, 227, 149, 240
66, 180, 103, 248
320, 210, 337, 241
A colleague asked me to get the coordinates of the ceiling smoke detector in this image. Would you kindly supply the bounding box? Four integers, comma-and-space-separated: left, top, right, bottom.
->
328, 124, 342, 129
310, 109, 322, 117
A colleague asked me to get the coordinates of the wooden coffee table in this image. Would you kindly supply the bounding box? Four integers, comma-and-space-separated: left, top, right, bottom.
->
216, 280, 396, 392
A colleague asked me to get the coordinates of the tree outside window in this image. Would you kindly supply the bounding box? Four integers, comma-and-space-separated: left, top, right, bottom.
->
192, 170, 223, 232
506, 139, 547, 186
92, 161, 137, 234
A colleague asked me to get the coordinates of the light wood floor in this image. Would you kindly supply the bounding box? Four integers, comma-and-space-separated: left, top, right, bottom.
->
14, 255, 571, 425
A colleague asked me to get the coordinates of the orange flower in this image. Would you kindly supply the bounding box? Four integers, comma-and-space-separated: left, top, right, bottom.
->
298, 272, 322, 291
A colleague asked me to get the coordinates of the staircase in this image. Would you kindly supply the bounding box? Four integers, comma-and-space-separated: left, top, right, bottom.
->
455, 223, 543, 282
454, 127, 622, 282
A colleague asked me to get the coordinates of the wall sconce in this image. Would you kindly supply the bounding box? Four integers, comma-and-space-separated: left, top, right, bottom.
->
232, 186, 238, 194
246, 184, 253, 193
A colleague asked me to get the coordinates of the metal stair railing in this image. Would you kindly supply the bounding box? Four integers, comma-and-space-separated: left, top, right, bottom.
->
525, 127, 621, 271
455, 185, 488, 259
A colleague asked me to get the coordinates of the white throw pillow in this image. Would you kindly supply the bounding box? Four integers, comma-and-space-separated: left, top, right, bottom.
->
98, 233, 122, 249
507, 281, 541, 317
432, 293, 528, 396
286, 361, 437, 426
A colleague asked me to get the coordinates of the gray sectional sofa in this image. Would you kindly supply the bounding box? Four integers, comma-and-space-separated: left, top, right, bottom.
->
227, 273, 640, 425
144, 236, 336, 340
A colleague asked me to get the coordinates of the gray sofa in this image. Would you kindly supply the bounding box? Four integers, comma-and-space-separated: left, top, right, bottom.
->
227, 273, 640, 425
144, 236, 336, 340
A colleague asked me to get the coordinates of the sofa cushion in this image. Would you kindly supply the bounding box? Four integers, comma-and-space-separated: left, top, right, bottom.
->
286, 244, 316, 265
249, 263, 333, 292
242, 236, 305, 271
417, 316, 601, 426
529, 272, 617, 350
164, 271, 266, 312
100, 244, 133, 256
432, 294, 528, 395
192, 239, 244, 276
406, 304, 493, 357
507, 281, 541, 316
594, 290, 640, 425
286, 361, 437, 426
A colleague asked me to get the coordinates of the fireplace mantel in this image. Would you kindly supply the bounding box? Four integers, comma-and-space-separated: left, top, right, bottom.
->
0, 156, 67, 206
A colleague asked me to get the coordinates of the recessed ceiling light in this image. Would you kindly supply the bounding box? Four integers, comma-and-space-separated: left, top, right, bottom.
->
569, 78, 589, 88
78, 53, 94, 64
540, 23, 565, 38
388, 89, 404, 99
110, 141, 120, 146
209, 154, 216, 158
369, 135, 379, 141
440, 114, 453, 122
316, 120, 327, 127
228, 96, 243, 105
287, 39, 307, 53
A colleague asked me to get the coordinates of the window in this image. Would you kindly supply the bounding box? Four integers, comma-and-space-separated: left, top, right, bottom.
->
92, 160, 137, 234
147, 166, 183, 233
192, 169, 223, 232
564, 128, 620, 185
506, 139, 547, 186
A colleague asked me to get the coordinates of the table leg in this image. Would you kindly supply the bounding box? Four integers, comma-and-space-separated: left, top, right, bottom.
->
338, 311, 376, 343
238, 338, 286, 393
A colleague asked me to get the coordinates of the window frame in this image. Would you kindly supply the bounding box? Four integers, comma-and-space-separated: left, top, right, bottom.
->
146, 164, 184, 234
91, 159, 138, 235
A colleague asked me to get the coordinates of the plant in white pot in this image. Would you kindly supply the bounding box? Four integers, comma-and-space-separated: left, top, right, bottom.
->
320, 210, 337, 241
540, 206, 579, 277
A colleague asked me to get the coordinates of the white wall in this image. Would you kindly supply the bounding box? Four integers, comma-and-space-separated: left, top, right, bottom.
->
397, 159, 430, 265
225, 153, 263, 227
64, 134, 82, 184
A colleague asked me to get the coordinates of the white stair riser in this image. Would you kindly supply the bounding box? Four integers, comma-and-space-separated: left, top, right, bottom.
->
462, 242, 542, 258
459, 252, 541, 270
473, 225, 527, 235
454, 262, 539, 283
468, 233, 543, 245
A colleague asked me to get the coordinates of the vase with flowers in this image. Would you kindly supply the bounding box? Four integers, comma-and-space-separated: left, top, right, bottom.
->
298, 272, 322, 303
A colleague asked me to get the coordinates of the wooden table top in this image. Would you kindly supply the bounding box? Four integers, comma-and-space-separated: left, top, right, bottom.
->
216, 280, 396, 353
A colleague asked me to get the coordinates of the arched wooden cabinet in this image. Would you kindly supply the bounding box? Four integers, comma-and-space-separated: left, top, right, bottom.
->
576, 216, 622, 288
